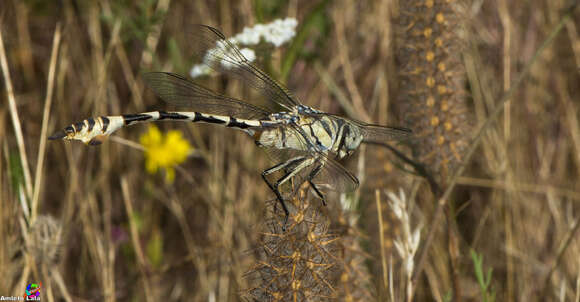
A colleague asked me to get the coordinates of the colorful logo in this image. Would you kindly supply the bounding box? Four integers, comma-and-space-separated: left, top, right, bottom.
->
25, 282, 41, 299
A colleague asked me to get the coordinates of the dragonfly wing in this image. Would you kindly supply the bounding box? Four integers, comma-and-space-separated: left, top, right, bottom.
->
359, 124, 413, 143
143, 72, 270, 119
309, 154, 359, 193
186, 25, 300, 112
337, 116, 412, 143
260, 144, 308, 164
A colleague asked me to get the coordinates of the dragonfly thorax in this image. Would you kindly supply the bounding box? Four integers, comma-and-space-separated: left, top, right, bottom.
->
254, 112, 364, 161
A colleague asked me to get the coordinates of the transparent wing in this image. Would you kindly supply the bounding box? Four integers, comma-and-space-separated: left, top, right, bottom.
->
358, 123, 413, 143
261, 144, 305, 164
260, 124, 359, 194
309, 155, 359, 193
185, 25, 300, 112
142, 72, 270, 119
328, 114, 412, 143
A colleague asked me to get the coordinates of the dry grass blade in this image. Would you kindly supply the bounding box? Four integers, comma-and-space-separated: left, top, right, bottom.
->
333, 8, 370, 123
4, 1, 579, 301
456, 176, 580, 202
315, 62, 360, 121
0, 26, 34, 201
541, 217, 580, 298
375, 190, 389, 293
121, 176, 154, 302
31, 23, 61, 223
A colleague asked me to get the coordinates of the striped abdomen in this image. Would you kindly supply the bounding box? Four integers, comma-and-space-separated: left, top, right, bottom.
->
49, 111, 264, 145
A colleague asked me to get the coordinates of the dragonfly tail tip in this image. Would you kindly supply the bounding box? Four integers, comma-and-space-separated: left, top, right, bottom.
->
48, 130, 66, 140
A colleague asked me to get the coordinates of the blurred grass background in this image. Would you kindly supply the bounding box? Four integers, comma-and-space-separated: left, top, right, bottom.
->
1, 0, 579, 301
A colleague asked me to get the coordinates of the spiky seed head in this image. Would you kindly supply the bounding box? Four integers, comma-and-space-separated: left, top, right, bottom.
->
26, 215, 63, 266
396, 0, 472, 180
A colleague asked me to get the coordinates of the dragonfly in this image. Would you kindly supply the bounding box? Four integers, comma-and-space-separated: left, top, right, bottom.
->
49, 25, 412, 228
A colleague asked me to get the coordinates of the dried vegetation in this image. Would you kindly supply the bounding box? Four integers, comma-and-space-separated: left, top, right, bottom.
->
1, 0, 579, 301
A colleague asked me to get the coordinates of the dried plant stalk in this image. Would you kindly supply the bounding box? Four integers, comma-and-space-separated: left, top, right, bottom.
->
396, 0, 471, 180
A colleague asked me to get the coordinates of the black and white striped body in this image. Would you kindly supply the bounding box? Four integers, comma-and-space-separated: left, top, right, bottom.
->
49, 105, 364, 161
50, 111, 263, 145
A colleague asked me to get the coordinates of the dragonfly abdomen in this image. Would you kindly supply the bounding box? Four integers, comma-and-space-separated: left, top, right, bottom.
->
49, 111, 263, 145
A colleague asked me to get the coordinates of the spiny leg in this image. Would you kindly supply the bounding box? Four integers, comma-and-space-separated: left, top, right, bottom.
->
308, 181, 326, 206
307, 163, 327, 206
261, 156, 307, 230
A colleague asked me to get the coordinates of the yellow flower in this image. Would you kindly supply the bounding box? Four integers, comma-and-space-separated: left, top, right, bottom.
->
140, 125, 192, 183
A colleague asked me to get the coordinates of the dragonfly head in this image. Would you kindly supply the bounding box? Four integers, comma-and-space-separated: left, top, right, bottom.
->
337, 126, 363, 159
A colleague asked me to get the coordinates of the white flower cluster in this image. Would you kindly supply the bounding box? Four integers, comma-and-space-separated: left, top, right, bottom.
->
387, 189, 421, 276
190, 18, 298, 78
231, 18, 298, 47
190, 64, 212, 78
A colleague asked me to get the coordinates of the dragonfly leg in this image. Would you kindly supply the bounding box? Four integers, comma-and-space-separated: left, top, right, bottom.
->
262, 172, 290, 229
262, 156, 307, 230
307, 163, 327, 206
308, 180, 326, 206
272, 157, 316, 229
